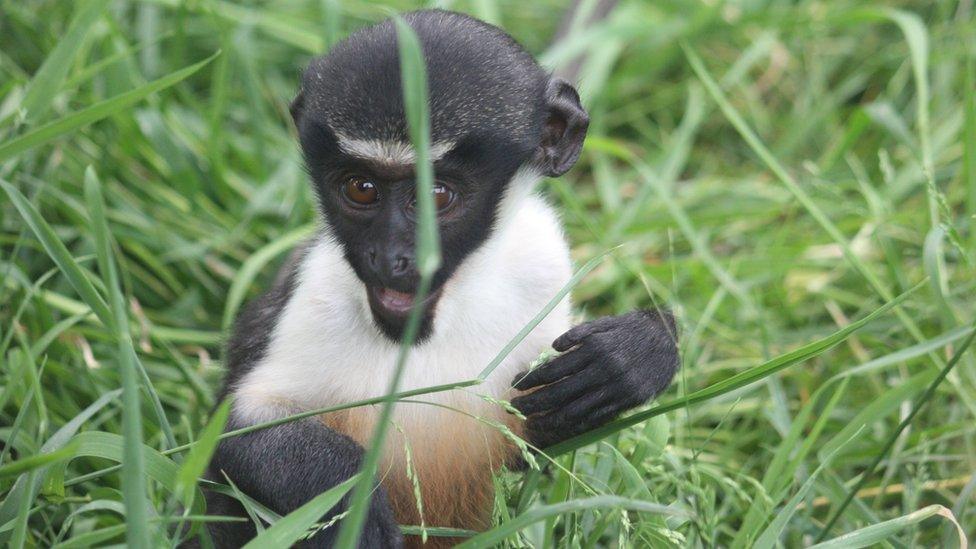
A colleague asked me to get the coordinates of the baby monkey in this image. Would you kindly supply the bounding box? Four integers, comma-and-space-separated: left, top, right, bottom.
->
205, 9, 679, 548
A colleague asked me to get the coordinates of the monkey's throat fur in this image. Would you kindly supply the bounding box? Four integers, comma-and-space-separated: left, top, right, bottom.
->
233, 191, 572, 533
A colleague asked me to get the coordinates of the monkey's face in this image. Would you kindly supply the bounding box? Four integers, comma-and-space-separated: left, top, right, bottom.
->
290, 11, 588, 342
296, 122, 532, 341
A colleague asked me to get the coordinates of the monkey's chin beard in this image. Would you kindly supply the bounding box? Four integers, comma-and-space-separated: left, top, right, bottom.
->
366, 285, 444, 343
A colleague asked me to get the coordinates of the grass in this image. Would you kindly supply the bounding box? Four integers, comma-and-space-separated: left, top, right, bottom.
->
1, 0, 975, 547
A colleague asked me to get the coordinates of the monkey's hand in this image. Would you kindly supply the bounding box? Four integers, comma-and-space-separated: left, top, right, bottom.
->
511, 309, 679, 449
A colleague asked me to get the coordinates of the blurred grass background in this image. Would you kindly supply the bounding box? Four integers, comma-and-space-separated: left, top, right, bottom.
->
1, 0, 975, 546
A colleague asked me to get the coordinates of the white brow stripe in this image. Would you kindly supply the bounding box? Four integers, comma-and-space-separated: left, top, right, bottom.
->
335, 134, 454, 164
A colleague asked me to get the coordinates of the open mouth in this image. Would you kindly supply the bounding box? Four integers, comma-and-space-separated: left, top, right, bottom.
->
366, 285, 444, 319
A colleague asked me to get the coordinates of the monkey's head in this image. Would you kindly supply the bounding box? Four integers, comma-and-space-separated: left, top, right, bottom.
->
290, 10, 588, 342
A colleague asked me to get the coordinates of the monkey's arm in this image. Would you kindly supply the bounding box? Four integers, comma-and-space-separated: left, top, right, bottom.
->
205, 413, 403, 548
511, 309, 679, 449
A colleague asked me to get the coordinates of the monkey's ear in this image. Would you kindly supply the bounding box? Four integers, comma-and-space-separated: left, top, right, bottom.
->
289, 89, 305, 127
536, 78, 589, 177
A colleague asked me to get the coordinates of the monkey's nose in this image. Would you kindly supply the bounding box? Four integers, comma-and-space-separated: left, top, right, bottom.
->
383, 253, 413, 282
392, 256, 410, 275
369, 248, 415, 288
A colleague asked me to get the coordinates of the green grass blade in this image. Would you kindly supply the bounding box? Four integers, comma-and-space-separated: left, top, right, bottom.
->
50, 525, 128, 549
142, 0, 324, 53
817, 369, 934, 461
397, 21, 439, 277
871, 9, 932, 220
965, 45, 976, 249
224, 475, 270, 533
82, 168, 177, 449
399, 525, 477, 538
9, 471, 36, 549
0, 442, 78, 481
47, 516, 244, 548
83, 168, 150, 548
61, 32, 175, 91
456, 496, 686, 548
242, 476, 359, 549
0, 355, 36, 467
175, 399, 232, 506
681, 43, 886, 294
836, 324, 975, 380
0, 267, 60, 362
683, 39, 976, 415
811, 505, 968, 549
0, 179, 113, 328
0, 52, 218, 163
18, 0, 109, 123
732, 377, 852, 548
28, 311, 88, 360
815, 323, 976, 541
0, 390, 120, 545
334, 16, 438, 548
205, 477, 281, 530
545, 282, 920, 456
860, 8, 965, 258
922, 226, 956, 326
0, 276, 222, 345
752, 430, 861, 549
84, 169, 116, 309
42, 431, 205, 517
869, 7, 968, 262
630, 158, 756, 315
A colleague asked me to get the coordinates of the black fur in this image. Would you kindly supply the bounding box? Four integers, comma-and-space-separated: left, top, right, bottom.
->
511, 310, 680, 449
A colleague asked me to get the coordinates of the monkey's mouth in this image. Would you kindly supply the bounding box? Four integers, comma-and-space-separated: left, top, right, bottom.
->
367, 286, 444, 320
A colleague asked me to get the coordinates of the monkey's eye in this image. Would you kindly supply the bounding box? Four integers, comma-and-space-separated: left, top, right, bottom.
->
342, 176, 379, 206
432, 183, 455, 211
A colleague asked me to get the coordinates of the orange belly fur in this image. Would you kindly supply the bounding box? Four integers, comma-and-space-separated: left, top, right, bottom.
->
320, 397, 523, 546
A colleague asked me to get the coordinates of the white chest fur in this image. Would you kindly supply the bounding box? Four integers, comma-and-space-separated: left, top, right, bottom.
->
233, 191, 572, 426
231, 188, 572, 529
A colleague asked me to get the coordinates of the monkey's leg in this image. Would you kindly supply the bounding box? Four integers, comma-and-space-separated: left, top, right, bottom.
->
202, 413, 403, 548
